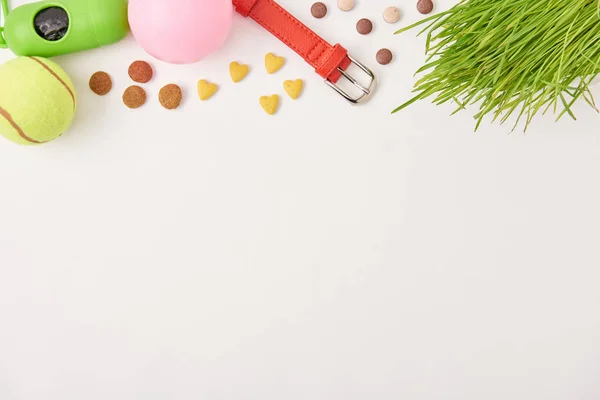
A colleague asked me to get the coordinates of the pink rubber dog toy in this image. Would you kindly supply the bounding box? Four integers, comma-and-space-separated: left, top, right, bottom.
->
128, 0, 233, 64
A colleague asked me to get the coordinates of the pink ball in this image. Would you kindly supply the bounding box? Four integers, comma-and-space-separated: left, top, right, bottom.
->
128, 0, 233, 64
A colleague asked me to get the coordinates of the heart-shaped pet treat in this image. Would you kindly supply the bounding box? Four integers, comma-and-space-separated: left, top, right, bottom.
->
198, 79, 218, 100
260, 95, 279, 115
284, 79, 304, 100
229, 62, 249, 83
265, 53, 285, 74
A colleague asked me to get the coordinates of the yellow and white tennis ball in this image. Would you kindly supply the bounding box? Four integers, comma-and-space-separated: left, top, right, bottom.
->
0, 57, 76, 145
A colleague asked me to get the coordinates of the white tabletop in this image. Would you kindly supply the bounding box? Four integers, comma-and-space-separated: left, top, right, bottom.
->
1, 1, 600, 399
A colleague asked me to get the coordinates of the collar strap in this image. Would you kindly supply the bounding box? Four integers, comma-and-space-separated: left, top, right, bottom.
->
232, 0, 376, 104
233, 0, 349, 83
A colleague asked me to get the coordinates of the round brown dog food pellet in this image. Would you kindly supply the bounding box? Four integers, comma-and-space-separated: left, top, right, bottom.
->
356, 18, 373, 35
128, 60, 153, 83
376, 48, 393, 65
122, 85, 147, 109
159, 84, 183, 110
417, 0, 434, 14
311, 2, 327, 18
89, 71, 112, 96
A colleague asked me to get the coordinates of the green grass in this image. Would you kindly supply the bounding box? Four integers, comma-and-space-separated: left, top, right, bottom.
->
393, 0, 600, 131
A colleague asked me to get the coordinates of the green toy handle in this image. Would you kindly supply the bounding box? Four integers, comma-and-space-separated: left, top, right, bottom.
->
0, 0, 8, 49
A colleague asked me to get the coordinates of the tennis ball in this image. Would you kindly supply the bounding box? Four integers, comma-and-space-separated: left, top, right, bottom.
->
0, 57, 76, 145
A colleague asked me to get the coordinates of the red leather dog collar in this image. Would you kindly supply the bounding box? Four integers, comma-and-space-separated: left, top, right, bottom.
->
233, 0, 376, 104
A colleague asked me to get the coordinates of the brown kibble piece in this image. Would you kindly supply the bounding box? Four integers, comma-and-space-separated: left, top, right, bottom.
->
128, 60, 153, 83
159, 84, 183, 110
89, 71, 112, 96
417, 0, 434, 14
376, 48, 393, 65
311, 2, 327, 18
122, 85, 147, 109
356, 18, 373, 35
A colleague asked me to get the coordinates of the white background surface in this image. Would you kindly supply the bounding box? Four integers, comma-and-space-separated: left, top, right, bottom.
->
1, 0, 600, 399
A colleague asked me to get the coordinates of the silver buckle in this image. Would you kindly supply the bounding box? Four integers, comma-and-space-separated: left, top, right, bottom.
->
325, 56, 376, 104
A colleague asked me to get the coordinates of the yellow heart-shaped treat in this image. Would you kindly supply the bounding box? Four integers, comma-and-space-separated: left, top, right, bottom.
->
260, 95, 279, 115
283, 79, 304, 100
229, 62, 249, 83
198, 79, 218, 101
265, 53, 285, 74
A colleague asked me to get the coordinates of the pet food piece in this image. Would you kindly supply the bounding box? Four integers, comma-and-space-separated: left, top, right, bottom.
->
198, 79, 218, 101
356, 18, 373, 35
265, 53, 285, 74
128, 60, 153, 83
229, 62, 249, 82
311, 2, 328, 18
338, 0, 355, 12
89, 71, 112, 95
122, 85, 147, 109
159, 84, 183, 109
383, 7, 401, 23
417, 0, 434, 14
284, 79, 304, 100
260, 95, 279, 115
376, 48, 393, 65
